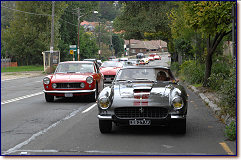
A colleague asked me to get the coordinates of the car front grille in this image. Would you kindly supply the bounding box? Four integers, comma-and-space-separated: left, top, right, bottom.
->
104, 75, 115, 79
55, 83, 82, 89
114, 107, 168, 119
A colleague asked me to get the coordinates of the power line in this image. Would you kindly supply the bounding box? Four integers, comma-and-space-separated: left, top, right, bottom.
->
1, 5, 78, 27
1, 5, 52, 17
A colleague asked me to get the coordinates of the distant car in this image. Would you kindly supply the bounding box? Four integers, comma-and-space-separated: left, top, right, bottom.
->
119, 57, 128, 62
143, 58, 149, 64
100, 61, 123, 83
97, 66, 188, 134
139, 59, 145, 65
108, 56, 117, 60
154, 55, 161, 60
97, 60, 102, 66
128, 59, 140, 66
111, 59, 119, 62
136, 53, 145, 59
121, 61, 134, 67
83, 59, 100, 67
149, 53, 157, 57
43, 61, 104, 102
148, 56, 154, 61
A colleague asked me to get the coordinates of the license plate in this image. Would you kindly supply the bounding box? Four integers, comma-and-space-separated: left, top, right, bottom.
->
65, 93, 73, 97
129, 119, 151, 125
106, 78, 111, 81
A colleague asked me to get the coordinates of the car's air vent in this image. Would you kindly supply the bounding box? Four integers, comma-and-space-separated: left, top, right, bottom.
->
133, 89, 151, 93
56, 83, 82, 89
114, 107, 168, 119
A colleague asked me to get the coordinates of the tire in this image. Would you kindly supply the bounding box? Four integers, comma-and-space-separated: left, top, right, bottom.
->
89, 83, 98, 102
99, 120, 112, 133
45, 93, 54, 102
171, 118, 186, 134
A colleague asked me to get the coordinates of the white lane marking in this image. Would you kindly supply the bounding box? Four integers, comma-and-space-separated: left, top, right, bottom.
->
3, 103, 95, 155
82, 103, 97, 113
1, 92, 44, 105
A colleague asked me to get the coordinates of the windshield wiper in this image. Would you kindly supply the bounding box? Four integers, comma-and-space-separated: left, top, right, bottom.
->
67, 71, 76, 73
134, 78, 156, 83
134, 78, 150, 80
117, 79, 127, 81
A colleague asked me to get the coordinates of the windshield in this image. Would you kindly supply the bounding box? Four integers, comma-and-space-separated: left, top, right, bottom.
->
115, 68, 174, 81
116, 68, 156, 81
101, 61, 123, 67
55, 63, 95, 73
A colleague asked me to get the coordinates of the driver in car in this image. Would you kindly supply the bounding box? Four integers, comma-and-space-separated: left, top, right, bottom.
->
156, 71, 168, 81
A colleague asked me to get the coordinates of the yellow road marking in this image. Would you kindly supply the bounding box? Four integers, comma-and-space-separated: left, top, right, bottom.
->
219, 142, 234, 155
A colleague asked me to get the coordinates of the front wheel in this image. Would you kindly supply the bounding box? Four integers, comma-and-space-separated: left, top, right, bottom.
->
99, 120, 112, 133
45, 93, 54, 102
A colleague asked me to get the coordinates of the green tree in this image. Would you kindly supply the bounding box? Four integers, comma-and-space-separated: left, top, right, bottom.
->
1, 1, 15, 29
58, 1, 98, 61
113, 1, 174, 41
183, 1, 235, 86
112, 33, 124, 57
2, 1, 67, 65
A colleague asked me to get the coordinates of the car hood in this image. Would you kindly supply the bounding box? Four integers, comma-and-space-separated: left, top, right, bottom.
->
111, 82, 179, 108
100, 67, 120, 75
50, 73, 92, 83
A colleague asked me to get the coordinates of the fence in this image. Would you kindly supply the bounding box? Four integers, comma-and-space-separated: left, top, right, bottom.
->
1, 58, 18, 68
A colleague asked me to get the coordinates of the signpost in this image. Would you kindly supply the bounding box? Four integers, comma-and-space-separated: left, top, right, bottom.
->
69, 45, 77, 61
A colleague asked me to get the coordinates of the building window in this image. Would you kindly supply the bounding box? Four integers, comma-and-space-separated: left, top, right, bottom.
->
131, 49, 136, 53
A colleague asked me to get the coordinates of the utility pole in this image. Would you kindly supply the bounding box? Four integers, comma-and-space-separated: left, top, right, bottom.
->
98, 19, 101, 59
110, 21, 113, 56
232, 4, 236, 59
77, 7, 80, 61
50, 1, 55, 68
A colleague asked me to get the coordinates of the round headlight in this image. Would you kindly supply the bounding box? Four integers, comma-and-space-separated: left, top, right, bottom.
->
52, 83, 57, 89
43, 77, 50, 85
86, 76, 93, 84
172, 97, 184, 109
80, 82, 85, 88
99, 97, 110, 109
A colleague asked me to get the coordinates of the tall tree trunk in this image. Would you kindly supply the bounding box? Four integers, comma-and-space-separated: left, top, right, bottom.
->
203, 31, 231, 86
203, 52, 212, 86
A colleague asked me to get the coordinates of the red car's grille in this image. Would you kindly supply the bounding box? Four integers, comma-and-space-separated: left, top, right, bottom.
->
114, 107, 168, 119
104, 75, 115, 80
55, 83, 82, 89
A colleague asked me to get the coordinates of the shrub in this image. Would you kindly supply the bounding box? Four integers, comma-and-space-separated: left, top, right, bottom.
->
170, 62, 180, 76
208, 73, 225, 91
179, 60, 205, 84
219, 66, 236, 117
225, 121, 236, 141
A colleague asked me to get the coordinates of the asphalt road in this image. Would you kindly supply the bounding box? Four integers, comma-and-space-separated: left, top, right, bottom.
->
1, 52, 236, 156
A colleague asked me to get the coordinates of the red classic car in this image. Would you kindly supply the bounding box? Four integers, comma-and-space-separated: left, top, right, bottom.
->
99, 61, 123, 83
43, 61, 104, 102
154, 55, 161, 60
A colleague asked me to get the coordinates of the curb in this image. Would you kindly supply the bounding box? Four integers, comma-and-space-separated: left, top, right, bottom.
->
188, 85, 235, 125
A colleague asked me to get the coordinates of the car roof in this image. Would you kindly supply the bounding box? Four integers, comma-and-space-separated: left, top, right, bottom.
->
120, 66, 170, 70
59, 61, 93, 64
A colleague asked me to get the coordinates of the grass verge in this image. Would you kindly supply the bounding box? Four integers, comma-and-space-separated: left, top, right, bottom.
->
1, 65, 44, 72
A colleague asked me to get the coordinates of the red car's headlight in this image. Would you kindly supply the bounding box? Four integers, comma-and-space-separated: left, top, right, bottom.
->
86, 76, 93, 84
43, 77, 50, 85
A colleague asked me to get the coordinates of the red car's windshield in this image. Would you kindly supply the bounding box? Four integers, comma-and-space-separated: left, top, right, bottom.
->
101, 61, 123, 68
55, 63, 95, 73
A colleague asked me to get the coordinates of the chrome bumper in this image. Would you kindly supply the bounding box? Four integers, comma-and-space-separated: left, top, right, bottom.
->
43, 89, 96, 94
97, 115, 112, 120
171, 115, 186, 119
